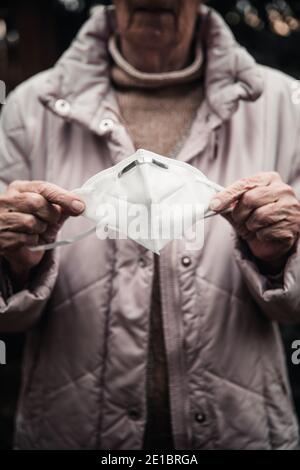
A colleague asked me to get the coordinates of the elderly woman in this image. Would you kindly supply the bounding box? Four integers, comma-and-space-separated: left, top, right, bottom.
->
0, 0, 300, 450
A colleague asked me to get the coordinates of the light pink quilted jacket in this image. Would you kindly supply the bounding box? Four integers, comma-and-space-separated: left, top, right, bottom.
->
0, 5, 300, 449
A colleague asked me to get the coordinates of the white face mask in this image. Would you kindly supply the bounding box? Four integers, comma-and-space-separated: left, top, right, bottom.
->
31, 149, 223, 254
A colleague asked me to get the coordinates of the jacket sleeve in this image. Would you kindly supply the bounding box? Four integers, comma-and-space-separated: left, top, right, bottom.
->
0, 89, 59, 333
233, 114, 300, 325
234, 238, 300, 324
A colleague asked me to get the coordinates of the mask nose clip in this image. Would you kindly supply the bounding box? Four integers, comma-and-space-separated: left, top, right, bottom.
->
118, 158, 169, 178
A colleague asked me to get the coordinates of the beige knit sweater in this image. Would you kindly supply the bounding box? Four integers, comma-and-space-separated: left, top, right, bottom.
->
109, 35, 204, 158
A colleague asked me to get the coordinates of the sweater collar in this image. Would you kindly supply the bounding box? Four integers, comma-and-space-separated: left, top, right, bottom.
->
38, 4, 263, 132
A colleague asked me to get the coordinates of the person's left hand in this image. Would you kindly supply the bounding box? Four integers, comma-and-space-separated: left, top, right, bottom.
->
209, 172, 300, 272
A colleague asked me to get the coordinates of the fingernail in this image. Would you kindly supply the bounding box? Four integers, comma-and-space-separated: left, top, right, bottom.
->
210, 198, 222, 211
71, 200, 85, 213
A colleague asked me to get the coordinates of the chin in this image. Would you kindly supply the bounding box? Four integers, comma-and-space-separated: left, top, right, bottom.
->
125, 9, 177, 46
125, 27, 176, 49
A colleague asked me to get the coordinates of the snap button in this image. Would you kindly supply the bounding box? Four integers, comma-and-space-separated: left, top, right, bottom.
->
54, 99, 70, 116
195, 411, 206, 424
128, 408, 140, 421
99, 118, 114, 135
181, 256, 192, 267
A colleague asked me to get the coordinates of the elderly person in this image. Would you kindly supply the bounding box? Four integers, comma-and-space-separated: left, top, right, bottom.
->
0, 0, 300, 450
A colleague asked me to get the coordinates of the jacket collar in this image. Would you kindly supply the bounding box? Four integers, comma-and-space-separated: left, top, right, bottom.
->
38, 4, 264, 135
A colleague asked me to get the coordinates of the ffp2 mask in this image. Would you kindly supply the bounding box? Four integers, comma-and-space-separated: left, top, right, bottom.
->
31, 149, 223, 254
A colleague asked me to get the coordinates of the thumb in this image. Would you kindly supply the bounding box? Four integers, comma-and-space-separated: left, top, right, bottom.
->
209, 173, 274, 213
41, 211, 69, 244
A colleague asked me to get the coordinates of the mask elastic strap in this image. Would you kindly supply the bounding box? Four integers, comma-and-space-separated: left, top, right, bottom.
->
29, 226, 96, 252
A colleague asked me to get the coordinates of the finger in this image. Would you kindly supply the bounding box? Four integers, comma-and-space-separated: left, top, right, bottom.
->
56, 211, 69, 228
210, 172, 281, 213
45, 211, 70, 242
218, 208, 254, 241
256, 220, 297, 243
245, 202, 287, 232
231, 186, 280, 226
0, 192, 62, 225
9, 180, 85, 215
40, 227, 59, 244
0, 232, 39, 253
0, 212, 47, 235
37, 210, 70, 244
235, 225, 256, 241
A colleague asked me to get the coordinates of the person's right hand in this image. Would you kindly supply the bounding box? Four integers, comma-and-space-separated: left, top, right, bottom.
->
0, 180, 85, 276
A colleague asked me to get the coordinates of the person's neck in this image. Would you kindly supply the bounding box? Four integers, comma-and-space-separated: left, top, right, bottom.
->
120, 40, 192, 73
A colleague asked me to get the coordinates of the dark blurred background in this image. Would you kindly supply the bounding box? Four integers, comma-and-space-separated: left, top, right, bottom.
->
0, 0, 300, 449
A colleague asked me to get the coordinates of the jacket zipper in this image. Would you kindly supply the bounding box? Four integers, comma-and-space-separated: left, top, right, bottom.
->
212, 126, 220, 160
158, 246, 192, 450
143, 278, 154, 448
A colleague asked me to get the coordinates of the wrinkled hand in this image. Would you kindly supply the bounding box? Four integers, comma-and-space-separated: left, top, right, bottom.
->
209, 172, 300, 272
0, 180, 85, 276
